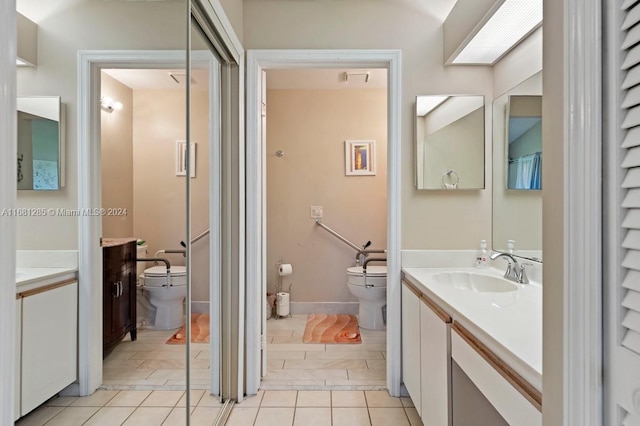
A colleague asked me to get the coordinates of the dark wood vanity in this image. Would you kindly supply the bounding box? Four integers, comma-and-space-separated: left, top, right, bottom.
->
102, 238, 137, 356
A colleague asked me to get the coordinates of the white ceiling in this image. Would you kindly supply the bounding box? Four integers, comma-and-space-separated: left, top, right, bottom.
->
102, 68, 210, 90
266, 68, 387, 90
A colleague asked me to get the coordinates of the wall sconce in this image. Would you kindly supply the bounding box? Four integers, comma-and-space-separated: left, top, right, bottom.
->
100, 96, 123, 112
444, 0, 542, 65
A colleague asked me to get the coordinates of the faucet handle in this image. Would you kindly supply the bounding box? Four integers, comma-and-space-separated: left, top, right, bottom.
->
518, 263, 533, 284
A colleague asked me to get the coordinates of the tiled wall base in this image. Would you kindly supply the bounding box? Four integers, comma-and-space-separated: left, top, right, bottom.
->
288, 302, 359, 316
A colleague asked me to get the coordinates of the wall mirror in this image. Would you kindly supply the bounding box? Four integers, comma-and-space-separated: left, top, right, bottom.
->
492, 72, 542, 261
17, 96, 65, 190
415, 95, 485, 190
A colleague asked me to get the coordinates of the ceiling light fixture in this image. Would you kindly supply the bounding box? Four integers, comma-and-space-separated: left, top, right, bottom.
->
444, 0, 542, 65
100, 96, 123, 112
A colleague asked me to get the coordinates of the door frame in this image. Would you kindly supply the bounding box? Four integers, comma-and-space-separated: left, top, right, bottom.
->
76, 50, 221, 395
245, 49, 402, 396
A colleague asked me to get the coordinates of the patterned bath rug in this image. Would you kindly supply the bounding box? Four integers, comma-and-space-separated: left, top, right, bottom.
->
302, 314, 362, 344
166, 313, 210, 344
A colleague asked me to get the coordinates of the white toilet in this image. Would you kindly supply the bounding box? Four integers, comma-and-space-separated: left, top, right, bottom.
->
346, 265, 387, 330
140, 265, 187, 330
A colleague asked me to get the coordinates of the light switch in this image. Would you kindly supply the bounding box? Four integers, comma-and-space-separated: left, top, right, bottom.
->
310, 206, 323, 219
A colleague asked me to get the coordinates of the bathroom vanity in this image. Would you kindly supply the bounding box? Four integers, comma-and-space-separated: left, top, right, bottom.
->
401, 266, 542, 426
15, 258, 78, 420
101, 238, 137, 356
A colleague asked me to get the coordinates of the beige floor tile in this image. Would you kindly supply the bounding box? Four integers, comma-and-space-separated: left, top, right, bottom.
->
225, 407, 258, 426
400, 397, 414, 408
104, 351, 135, 361
284, 359, 367, 370
365, 360, 386, 369
254, 407, 295, 426
70, 390, 119, 407
332, 407, 371, 426
138, 358, 209, 370
364, 391, 403, 407
161, 407, 193, 425
129, 351, 195, 360
296, 391, 331, 407
44, 407, 100, 425
164, 378, 210, 387
197, 392, 224, 407
122, 407, 172, 425
100, 378, 169, 387
268, 359, 285, 370
103, 358, 146, 370
106, 390, 152, 407
45, 396, 78, 407
15, 406, 64, 426
325, 343, 386, 352
405, 407, 423, 426
324, 379, 387, 387
261, 390, 298, 407
195, 350, 210, 360
177, 389, 206, 407
83, 406, 136, 426
268, 343, 326, 352
147, 368, 209, 381
191, 343, 210, 351
267, 330, 294, 337
293, 407, 332, 426
266, 351, 306, 360
332, 391, 367, 407
102, 368, 155, 381
304, 351, 384, 360
190, 406, 221, 426
238, 390, 264, 407
348, 368, 386, 380
115, 342, 184, 353
265, 368, 348, 381
260, 380, 326, 388
272, 335, 304, 344
141, 390, 184, 407
368, 407, 410, 426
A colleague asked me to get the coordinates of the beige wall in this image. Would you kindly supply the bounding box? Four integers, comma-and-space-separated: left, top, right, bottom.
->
16, 0, 188, 249
101, 72, 134, 238
132, 89, 210, 302
266, 89, 387, 302
219, 0, 243, 44
244, 0, 494, 250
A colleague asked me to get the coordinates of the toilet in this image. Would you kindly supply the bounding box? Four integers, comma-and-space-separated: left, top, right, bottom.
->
140, 265, 187, 330
346, 265, 387, 330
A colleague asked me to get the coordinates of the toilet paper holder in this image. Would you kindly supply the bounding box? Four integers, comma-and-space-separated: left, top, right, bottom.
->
275, 262, 293, 319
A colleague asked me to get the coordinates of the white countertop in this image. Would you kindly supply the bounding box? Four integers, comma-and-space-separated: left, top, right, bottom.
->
16, 267, 78, 293
402, 267, 542, 391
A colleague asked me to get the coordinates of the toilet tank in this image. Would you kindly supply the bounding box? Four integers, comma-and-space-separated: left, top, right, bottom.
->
136, 244, 148, 284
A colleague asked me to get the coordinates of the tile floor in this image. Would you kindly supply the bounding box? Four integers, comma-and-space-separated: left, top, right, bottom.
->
263, 315, 387, 390
102, 327, 211, 390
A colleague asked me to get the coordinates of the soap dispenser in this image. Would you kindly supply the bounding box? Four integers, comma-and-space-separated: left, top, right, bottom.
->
507, 239, 516, 254
475, 240, 489, 268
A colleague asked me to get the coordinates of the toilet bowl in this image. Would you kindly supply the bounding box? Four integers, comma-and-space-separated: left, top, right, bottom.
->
346, 265, 387, 330
141, 265, 187, 330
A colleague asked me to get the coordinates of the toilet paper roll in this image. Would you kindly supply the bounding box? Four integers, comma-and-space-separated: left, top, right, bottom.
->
278, 263, 293, 276
277, 292, 290, 316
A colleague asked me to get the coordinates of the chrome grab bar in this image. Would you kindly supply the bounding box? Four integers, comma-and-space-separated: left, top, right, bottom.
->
180, 229, 210, 248
315, 220, 361, 252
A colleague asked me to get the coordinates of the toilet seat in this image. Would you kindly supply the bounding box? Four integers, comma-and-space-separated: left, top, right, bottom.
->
346, 266, 387, 287
142, 266, 187, 287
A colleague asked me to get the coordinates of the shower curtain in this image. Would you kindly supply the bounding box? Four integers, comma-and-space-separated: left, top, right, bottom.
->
509, 152, 541, 190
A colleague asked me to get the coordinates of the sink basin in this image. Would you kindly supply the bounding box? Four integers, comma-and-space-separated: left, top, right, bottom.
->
433, 271, 518, 293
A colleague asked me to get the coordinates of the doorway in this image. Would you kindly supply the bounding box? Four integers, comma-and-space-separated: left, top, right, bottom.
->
245, 50, 402, 397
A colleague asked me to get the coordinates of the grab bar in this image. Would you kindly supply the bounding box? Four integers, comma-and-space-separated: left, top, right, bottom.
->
180, 228, 210, 247
315, 220, 361, 252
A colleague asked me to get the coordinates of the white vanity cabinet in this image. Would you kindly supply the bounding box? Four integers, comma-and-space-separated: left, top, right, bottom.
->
14, 298, 21, 422
402, 280, 452, 425
19, 280, 78, 416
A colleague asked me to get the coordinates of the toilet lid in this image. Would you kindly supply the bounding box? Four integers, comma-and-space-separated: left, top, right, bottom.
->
347, 265, 387, 277
143, 265, 186, 277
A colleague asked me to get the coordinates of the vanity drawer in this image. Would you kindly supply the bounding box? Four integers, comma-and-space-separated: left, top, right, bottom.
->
451, 322, 541, 426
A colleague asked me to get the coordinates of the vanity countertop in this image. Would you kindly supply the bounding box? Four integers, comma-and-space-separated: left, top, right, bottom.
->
16, 267, 78, 294
402, 267, 542, 391
101, 237, 137, 248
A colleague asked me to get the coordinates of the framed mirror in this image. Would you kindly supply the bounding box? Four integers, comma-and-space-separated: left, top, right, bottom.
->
415, 95, 485, 190
492, 72, 542, 261
17, 96, 65, 190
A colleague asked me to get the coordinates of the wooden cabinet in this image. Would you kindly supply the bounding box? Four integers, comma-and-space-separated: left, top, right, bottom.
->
103, 241, 137, 356
21, 280, 78, 416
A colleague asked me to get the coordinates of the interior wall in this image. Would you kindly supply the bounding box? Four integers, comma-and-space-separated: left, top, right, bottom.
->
266, 88, 387, 302
244, 0, 494, 250
132, 89, 210, 302
100, 72, 134, 238
15, 0, 187, 249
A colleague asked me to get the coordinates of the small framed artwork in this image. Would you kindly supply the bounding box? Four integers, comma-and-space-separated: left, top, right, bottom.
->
345, 140, 376, 176
176, 140, 196, 177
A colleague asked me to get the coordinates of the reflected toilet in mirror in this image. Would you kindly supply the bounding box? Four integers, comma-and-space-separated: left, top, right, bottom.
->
415, 95, 485, 190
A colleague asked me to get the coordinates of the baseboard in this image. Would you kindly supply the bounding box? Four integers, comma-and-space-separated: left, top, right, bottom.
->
289, 302, 359, 315
191, 301, 209, 314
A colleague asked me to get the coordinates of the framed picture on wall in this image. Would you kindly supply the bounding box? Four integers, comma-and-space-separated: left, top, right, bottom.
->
345, 140, 376, 176
176, 140, 196, 178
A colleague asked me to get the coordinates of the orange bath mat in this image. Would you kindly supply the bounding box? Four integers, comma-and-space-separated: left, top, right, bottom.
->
302, 314, 362, 344
166, 313, 210, 344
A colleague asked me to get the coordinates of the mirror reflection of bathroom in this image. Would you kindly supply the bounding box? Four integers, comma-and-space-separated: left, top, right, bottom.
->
264, 68, 388, 389
100, 62, 211, 389
506, 95, 542, 190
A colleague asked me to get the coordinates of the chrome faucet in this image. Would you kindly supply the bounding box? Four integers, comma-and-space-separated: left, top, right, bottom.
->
490, 252, 530, 284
